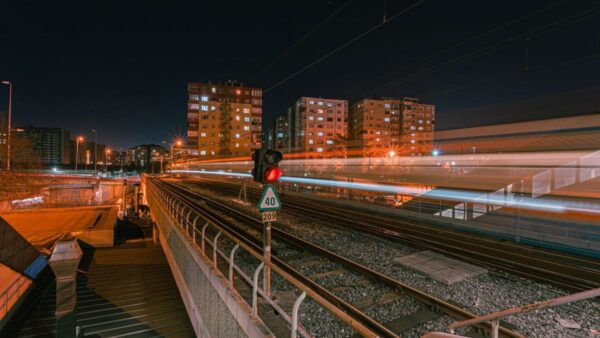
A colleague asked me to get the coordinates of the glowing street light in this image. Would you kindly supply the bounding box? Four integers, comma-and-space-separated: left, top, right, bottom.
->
170, 139, 183, 175
388, 150, 397, 158
432, 150, 440, 156
75, 136, 84, 171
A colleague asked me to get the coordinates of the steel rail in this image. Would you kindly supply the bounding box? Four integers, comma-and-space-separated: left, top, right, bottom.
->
183, 176, 600, 291
150, 179, 396, 338
160, 178, 524, 338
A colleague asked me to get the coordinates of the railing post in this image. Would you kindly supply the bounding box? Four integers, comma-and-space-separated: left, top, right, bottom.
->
185, 210, 193, 233
491, 320, 499, 338
191, 215, 200, 238
213, 231, 222, 269
252, 262, 265, 318
291, 291, 307, 338
229, 244, 240, 288
201, 222, 209, 254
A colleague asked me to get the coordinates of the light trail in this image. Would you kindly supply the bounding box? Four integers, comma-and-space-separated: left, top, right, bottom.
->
173, 169, 600, 216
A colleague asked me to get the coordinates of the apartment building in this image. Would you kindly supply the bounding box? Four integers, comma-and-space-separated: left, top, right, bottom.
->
287, 97, 348, 155
187, 81, 262, 157
350, 97, 435, 156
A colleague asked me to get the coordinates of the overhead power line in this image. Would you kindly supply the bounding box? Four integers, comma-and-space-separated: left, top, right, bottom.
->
368, 4, 600, 94
251, 0, 355, 81
264, 0, 427, 94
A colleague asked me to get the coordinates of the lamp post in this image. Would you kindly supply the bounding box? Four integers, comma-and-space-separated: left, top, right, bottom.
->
105, 148, 111, 173
2, 81, 12, 170
170, 140, 183, 176
92, 129, 97, 176
75, 136, 84, 171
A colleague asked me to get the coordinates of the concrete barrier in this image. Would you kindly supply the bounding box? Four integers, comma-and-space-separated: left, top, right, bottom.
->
146, 182, 273, 338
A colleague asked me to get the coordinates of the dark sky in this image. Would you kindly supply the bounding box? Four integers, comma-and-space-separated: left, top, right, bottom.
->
1, 0, 600, 148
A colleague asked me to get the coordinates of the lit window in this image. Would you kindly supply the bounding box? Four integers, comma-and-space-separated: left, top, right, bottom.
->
201, 105, 208, 111
244, 126, 250, 131
411, 126, 416, 130
235, 133, 240, 139
189, 103, 199, 110
244, 117, 251, 122
326, 140, 334, 144
235, 115, 240, 121
277, 132, 284, 138
317, 132, 323, 136
418, 126, 423, 130
201, 96, 209, 102
200, 150, 206, 155
243, 108, 250, 114
200, 132, 206, 137
327, 102, 333, 107
316, 147, 323, 152
211, 151, 215, 155
317, 101, 323, 106
384, 104, 391, 108
309, 100, 315, 104
308, 139, 314, 144
419, 120, 423, 124
411, 139, 416, 144
211, 87, 216, 93
317, 117, 324, 121
384, 117, 390, 122
317, 109, 323, 114
190, 94, 199, 101
210, 106, 216, 111
235, 89, 241, 95
309, 116, 314, 120
235, 143, 240, 148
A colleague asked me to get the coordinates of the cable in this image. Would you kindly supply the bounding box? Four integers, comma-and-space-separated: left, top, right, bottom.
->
355, 0, 572, 91
369, 4, 600, 93
264, 0, 427, 94
251, 0, 355, 81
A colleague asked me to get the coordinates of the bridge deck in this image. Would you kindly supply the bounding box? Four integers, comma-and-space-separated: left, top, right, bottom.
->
14, 241, 195, 338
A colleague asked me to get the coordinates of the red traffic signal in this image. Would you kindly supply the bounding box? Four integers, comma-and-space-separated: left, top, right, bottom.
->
264, 167, 283, 183
252, 149, 284, 183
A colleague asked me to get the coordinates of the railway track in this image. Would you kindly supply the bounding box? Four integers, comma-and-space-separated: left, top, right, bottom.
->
180, 176, 600, 292
152, 177, 525, 338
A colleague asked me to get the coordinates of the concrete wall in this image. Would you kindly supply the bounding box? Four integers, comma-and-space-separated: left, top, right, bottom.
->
144, 179, 273, 338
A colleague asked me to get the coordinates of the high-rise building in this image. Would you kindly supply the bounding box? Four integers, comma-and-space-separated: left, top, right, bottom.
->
288, 97, 348, 155
272, 116, 289, 150
125, 144, 168, 171
14, 126, 71, 166
350, 97, 435, 156
187, 81, 262, 157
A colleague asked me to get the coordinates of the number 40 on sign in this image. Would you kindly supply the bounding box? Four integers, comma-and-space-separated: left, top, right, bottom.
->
257, 184, 282, 212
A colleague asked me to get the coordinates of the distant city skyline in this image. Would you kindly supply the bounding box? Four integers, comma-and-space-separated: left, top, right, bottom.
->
2, 1, 600, 147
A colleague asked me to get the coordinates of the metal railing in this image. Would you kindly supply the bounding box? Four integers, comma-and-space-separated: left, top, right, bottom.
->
146, 178, 380, 338
0, 274, 30, 323
444, 287, 600, 338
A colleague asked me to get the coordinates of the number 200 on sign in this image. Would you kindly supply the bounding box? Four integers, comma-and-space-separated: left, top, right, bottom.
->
262, 211, 277, 222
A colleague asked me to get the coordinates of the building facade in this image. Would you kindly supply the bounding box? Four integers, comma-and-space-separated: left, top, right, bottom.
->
272, 115, 289, 150
288, 97, 348, 155
126, 144, 168, 171
187, 81, 262, 158
70, 140, 106, 168
14, 127, 71, 166
350, 97, 435, 156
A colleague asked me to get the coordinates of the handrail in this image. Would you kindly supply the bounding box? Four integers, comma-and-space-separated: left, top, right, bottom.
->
448, 287, 600, 338
146, 177, 382, 338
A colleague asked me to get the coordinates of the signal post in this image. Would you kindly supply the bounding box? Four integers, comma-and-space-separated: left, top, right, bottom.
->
252, 149, 283, 297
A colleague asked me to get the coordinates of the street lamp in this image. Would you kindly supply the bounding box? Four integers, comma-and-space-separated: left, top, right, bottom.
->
75, 136, 84, 171
170, 140, 183, 176
105, 148, 111, 173
2, 81, 12, 170
92, 129, 98, 176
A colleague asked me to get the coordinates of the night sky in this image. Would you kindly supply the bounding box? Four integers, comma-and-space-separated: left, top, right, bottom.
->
1, 0, 600, 149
